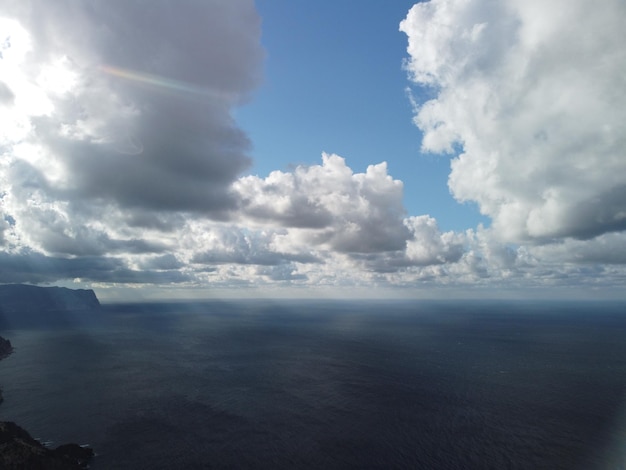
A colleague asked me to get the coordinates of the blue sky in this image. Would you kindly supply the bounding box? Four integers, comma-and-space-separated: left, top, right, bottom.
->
1, 0, 625, 300
237, 0, 487, 232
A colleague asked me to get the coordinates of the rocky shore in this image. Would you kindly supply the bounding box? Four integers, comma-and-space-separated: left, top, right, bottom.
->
0, 336, 11, 404
0, 420, 93, 470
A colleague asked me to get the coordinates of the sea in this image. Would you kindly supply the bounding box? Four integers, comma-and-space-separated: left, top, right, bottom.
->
1, 300, 626, 469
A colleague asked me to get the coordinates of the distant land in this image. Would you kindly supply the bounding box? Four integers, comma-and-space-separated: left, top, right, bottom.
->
0, 284, 100, 329
0, 284, 100, 313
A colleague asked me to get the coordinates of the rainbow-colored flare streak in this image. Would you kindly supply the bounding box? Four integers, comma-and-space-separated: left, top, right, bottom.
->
100, 65, 227, 98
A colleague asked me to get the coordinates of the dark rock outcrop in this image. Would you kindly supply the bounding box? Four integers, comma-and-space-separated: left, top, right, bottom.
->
0, 335, 12, 404
0, 335, 12, 359
0, 421, 93, 469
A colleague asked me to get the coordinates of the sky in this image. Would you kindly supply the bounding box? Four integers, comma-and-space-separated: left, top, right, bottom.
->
0, 0, 625, 301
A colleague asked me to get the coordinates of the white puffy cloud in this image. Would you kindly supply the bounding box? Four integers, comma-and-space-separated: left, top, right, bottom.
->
188, 225, 319, 267
405, 215, 464, 265
234, 153, 411, 254
180, 155, 465, 283
401, 0, 626, 242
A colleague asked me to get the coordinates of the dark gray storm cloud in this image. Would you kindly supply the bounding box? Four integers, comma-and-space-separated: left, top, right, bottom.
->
4, 0, 262, 215
558, 184, 626, 241
0, 251, 190, 284
139, 254, 184, 271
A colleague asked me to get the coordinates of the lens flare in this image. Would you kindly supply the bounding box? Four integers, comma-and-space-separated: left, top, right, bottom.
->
100, 65, 229, 99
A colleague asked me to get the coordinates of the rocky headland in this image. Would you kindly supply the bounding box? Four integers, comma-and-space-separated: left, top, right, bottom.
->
0, 284, 100, 329
0, 284, 100, 313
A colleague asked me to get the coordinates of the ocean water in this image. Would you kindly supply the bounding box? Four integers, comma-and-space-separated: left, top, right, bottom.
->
1, 300, 626, 469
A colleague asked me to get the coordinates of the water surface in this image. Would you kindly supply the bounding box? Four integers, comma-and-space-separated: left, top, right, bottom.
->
1, 300, 625, 469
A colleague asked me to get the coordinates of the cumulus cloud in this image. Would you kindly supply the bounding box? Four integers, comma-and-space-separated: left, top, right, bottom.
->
190, 226, 320, 266
0, 0, 266, 279
0, 0, 274, 289
1, 0, 262, 221
401, 0, 626, 242
172, 154, 465, 285
177, 155, 464, 283
405, 216, 464, 265
234, 153, 411, 254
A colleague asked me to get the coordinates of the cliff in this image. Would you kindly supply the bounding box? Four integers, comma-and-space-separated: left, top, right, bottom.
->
0, 284, 100, 328
0, 284, 100, 313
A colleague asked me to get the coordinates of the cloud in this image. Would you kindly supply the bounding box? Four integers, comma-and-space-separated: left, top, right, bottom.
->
405, 215, 464, 265
0, 250, 190, 285
1, 0, 262, 217
138, 254, 184, 271
529, 233, 626, 265
401, 0, 626, 243
234, 153, 411, 254
0, 0, 270, 288
191, 227, 320, 266
344, 215, 464, 274
0, 81, 14, 105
